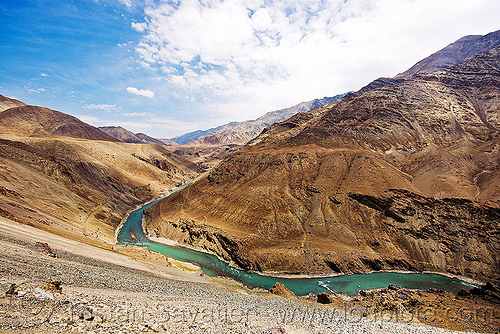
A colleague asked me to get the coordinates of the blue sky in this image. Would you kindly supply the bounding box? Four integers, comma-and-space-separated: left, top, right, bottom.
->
1, 0, 499, 138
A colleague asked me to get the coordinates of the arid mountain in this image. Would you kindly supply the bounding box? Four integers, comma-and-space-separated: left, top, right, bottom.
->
0, 94, 26, 112
166, 95, 346, 169
168, 143, 241, 170
0, 97, 202, 247
135, 133, 166, 145
170, 128, 219, 145
158, 138, 179, 146
146, 46, 500, 284
395, 30, 500, 80
191, 95, 346, 146
356, 77, 405, 95
355, 30, 500, 97
0, 103, 118, 142
99, 126, 165, 145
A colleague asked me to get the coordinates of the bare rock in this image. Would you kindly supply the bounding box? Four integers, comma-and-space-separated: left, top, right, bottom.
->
82, 308, 94, 321
317, 292, 334, 304
45, 280, 62, 293
0, 279, 16, 296
269, 282, 296, 299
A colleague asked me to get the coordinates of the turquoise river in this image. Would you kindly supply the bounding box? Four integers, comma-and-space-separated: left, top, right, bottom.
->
116, 183, 475, 296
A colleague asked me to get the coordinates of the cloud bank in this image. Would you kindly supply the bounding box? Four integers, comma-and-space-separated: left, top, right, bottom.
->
133, 0, 500, 120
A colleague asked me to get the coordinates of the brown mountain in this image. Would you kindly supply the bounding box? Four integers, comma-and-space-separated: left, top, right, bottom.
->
394, 30, 500, 79
135, 133, 165, 145
0, 103, 118, 142
0, 94, 26, 112
355, 30, 500, 96
145, 46, 500, 284
166, 95, 346, 170
191, 95, 346, 146
98, 126, 165, 145
0, 97, 202, 247
159, 138, 179, 146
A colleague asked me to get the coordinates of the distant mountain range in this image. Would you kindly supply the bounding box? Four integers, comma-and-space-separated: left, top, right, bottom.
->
100, 96, 348, 148
189, 95, 348, 146
99, 126, 165, 145
170, 127, 224, 145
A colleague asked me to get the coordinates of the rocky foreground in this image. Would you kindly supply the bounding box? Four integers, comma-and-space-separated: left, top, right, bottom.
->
1, 220, 499, 334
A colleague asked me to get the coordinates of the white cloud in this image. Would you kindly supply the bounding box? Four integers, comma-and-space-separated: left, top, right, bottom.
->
133, 0, 500, 121
126, 86, 155, 98
119, 0, 133, 8
40, 73, 49, 77
122, 112, 149, 117
26, 87, 47, 93
131, 22, 147, 32
85, 104, 120, 111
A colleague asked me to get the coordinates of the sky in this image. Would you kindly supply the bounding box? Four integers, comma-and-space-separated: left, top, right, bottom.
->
0, 0, 499, 138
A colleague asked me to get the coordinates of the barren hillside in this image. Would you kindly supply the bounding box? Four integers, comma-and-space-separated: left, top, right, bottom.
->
146, 46, 500, 284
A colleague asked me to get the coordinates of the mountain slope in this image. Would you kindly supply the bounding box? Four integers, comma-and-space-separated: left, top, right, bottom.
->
0, 94, 26, 112
135, 133, 165, 145
0, 105, 119, 142
170, 128, 219, 145
395, 30, 500, 79
146, 46, 500, 283
355, 30, 500, 97
99, 126, 165, 145
0, 97, 202, 247
192, 95, 347, 146
158, 138, 178, 146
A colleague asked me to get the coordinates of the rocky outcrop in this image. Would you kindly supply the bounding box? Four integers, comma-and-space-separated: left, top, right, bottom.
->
269, 282, 296, 298
145, 216, 247, 267
146, 44, 500, 283
317, 292, 334, 304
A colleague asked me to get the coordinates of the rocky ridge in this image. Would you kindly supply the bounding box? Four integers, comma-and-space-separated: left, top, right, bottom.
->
0, 101, 118, 142
99, 126, 166, 145
395, 30, 500, 80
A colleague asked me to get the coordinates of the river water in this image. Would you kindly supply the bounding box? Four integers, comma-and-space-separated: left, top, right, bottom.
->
116, 183, 475, 296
